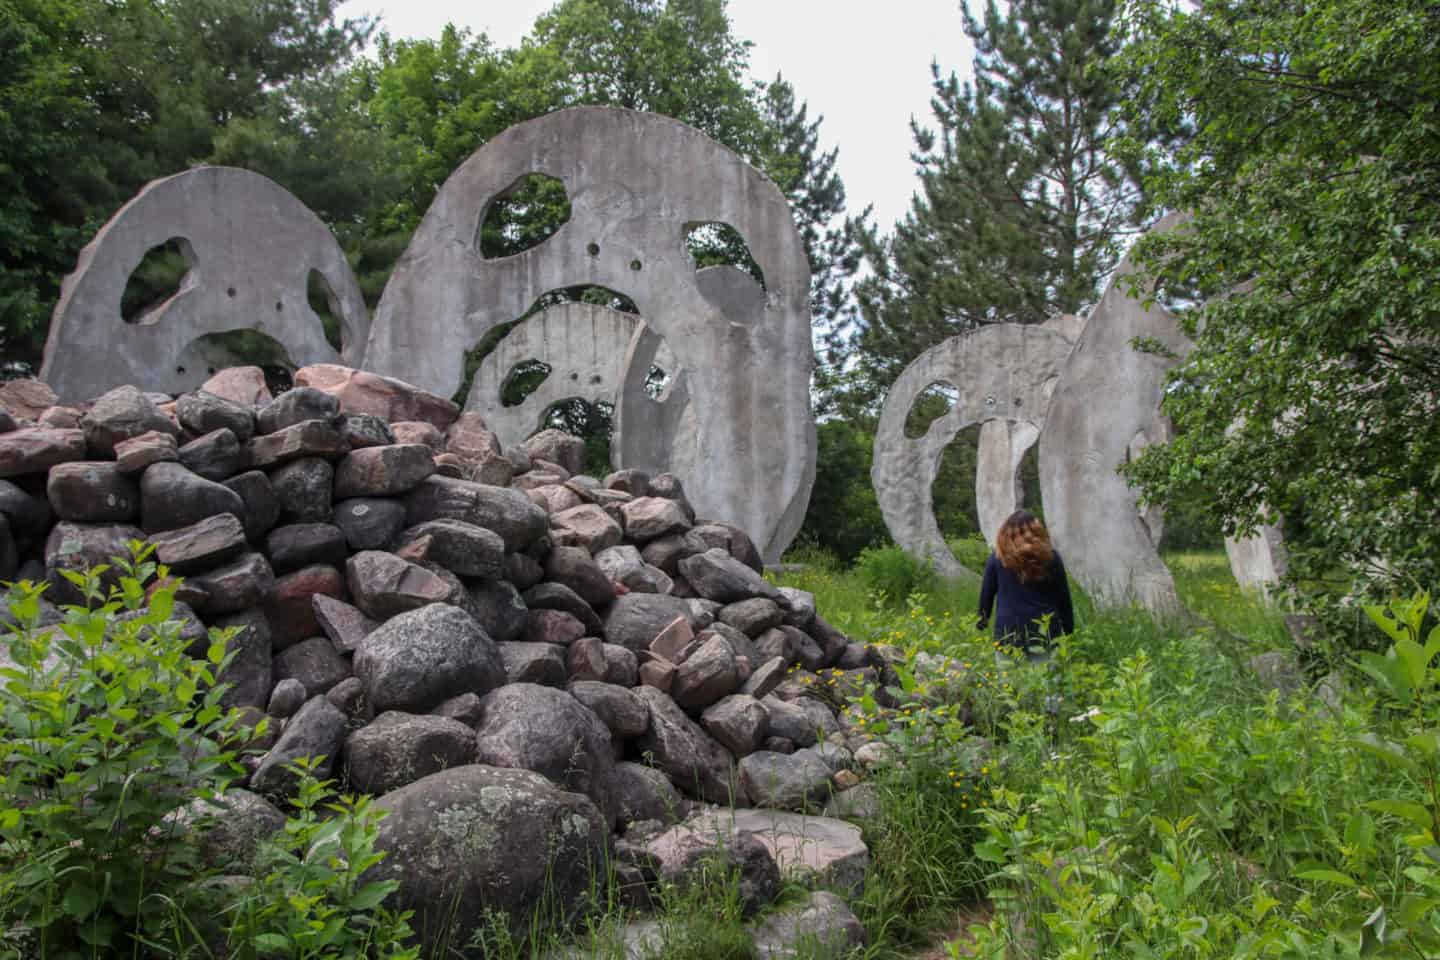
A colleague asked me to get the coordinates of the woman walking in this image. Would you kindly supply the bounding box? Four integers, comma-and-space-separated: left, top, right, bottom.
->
977, 509, 1075, 662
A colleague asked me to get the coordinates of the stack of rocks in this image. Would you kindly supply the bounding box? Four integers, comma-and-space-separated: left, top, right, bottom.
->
0, 365, 883, 951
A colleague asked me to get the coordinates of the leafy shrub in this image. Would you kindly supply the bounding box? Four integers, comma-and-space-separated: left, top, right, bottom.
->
0, 546, 416, 959
0, 547, 245, 956
856, 546, 939, 607
223, 758, 417, 959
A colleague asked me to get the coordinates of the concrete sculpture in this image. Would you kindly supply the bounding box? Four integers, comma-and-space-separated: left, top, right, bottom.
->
1037, 214, 1194, 613
463, 300, 687, 454
871, 322, 1076, 580
365, 108, 815, 561
41, 167, 368, 401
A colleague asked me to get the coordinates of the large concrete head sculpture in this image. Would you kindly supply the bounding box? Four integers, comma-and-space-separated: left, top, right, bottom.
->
872, 322, 1077, 580
41, 166, 368, 400
365, 107, 815, 561
1037, 213, 1194, 613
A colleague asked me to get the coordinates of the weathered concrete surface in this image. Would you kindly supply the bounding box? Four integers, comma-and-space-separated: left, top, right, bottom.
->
465, 301, 687, 457
41, 166, 368, 401
872, 323, 1074, 579
1225, 520, 1288, 596
365, 108, 814, 561
1038, 213, 1192, 613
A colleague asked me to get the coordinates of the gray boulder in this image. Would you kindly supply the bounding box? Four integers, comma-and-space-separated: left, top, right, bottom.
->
250, 696, 349, 798
679, 548, 781, 604
403, 475, 547, 552
371, 766, 607, 952
345, 551, 455, 620
474, 683, 617, 823
497, 642, 567, 686
738, 748, 833, 811
568, 681, 649, 739
140, 462, 244, 533
602, 593, 700, 652
176, 390, 255, 442
47, 461, 140, 523
466, 578, 528, 643
343, 711, 478, 795
81, 385, 177, 457
702, 694, 769, 756
633, 686, 737, 804
394, 519, 504, 579
353, 603, 505, 713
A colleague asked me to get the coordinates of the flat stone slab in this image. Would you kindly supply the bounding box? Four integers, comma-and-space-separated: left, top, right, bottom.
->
682, 808, 868, 895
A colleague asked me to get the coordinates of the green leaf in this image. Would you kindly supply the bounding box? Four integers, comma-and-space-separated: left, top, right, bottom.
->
1365, 799, 1433, 831
63, 882, 99, 919
1296, 868, 1356, 888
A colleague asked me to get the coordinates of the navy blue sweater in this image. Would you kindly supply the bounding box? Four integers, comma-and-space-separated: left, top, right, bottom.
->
978, 550, 1075, 646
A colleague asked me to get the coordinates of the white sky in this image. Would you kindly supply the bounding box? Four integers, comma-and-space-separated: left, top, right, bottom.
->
337, 0, 975, 230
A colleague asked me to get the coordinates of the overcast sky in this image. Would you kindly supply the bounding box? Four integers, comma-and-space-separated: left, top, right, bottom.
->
337, 0, 975, 230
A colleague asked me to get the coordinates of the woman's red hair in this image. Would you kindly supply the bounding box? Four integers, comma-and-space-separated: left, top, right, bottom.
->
995, 510, 1054, 583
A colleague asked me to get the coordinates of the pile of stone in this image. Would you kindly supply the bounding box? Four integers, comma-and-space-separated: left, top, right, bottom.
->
0, 365, 882, 954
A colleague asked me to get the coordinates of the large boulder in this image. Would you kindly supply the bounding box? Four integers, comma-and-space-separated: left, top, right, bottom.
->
81, 385, 177, 457
272, 635, 351, 695
46, 461, 139, 523
523, 429, 585, 476
611, 762, 684, 825
345, 551, 456, 621
632, 686, 737, 805
176, 390, 256, 443
466, 578, 529, 643
522, 582, 604, 636
394, 519, 504, 579
250, 696, 348, 798
568, 681, 649, 739
544, 546, 615, 607
701, 694, 769, 756
620, 497, 692, 542
294, 364, 460, 432
332, 444, 435, 499
140, 462, 244, 533
0, 428, 87, 478
602, 594, 701, 652
645, 822, 780, 916
353, 603, 505, 713
343, 711, 478, 795
255, 387, 339, 434
672, 634, 740, 711
738, 748, 833, 811
370, 766, 607, 950
550, 504, 623, 553
44, 521, 144, 605
404, 476, 547, 551
473, 683, 617, 822
679, 548, 781, 604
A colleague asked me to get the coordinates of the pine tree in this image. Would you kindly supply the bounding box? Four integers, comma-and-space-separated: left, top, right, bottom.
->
849, 0, 1141, 397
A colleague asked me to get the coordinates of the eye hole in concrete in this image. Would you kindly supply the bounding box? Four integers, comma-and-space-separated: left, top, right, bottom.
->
536, 397, 613, 476
479, 173, 571, 259
527, 286, 639, 316
683, 222, 766, 290
644, 365, 671, 400
501, 358, 552, 408
630, 259, 642, 271
587, 242, 600, 256
121, 237, 195, 325
307, 269, 343, 351
929, 422, 985, 545
183, 330, 296, 395
904, 382, 959, 440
